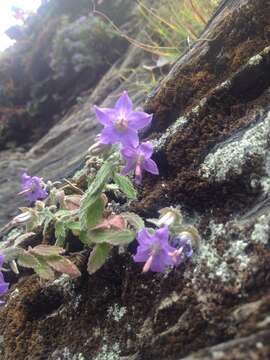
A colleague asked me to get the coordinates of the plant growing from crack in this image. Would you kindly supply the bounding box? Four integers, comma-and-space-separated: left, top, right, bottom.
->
0, 91, 200, 302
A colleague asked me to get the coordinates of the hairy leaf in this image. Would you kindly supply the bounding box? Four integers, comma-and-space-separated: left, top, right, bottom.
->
55, 221, 66, 247
14, 232, 36, 247
122, 212, 145, 231
46, 255, 81, 278
89, 229, 135, 246
1, 247, 24, 262
91, 215, 126, 231
29, 245, 64, 257
34, 257, 55, 281
66, 221, 81, 236
87, 243, 111, 274
18, 253, 39, 268
113, 173, 137, 200
88, 161, 114, 195
65, 195, 82, 211
80, 195, 105, 230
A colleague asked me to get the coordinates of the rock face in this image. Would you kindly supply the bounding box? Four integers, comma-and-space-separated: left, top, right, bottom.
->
0, 0, 150, 225
1, 0, 270, 359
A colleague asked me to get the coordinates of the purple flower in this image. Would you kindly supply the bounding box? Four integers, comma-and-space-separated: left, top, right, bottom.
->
0, 254, 9, 304
170, 232, 193, 266
121, 142, 159, 184
19, 173, 48, 203
94, 91, 153, 148
133, 226, 175, 273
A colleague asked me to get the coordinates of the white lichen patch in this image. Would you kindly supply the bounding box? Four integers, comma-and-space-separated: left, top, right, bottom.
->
251, 214, 270, 245
157, 291, 180, 312
200, 110, 270, 183
191, 221, 249, 283
52, 347, 85, 360
224, 239, 249, 270
93, 343, 121, 360
153, 116, 188, 149
209, 221, 226, 242
248, 54, 263, 66
107, 304, 127, 322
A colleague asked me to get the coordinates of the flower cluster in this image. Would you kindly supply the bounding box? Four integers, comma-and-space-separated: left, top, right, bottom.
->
19, 173, 48, 203
0, 254, 9, 304
133, 226, 193, 273
94, 91, 159, 184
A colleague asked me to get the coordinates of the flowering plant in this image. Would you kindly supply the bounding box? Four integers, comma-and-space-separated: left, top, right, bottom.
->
0, 90, 199, 295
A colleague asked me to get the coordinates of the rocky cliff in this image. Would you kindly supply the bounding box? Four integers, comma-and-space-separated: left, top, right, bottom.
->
0, 0, 270, 359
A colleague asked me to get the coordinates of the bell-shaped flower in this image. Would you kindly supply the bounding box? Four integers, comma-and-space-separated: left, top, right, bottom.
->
133, 226, 175, 273
94, 91, 152, 148
19, 173, 48, 203
169, 232, 193, 266
121, 142, 159, 184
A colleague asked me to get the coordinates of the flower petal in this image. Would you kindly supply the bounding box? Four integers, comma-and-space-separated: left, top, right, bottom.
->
100, 126, 119, 144
0, 255, 4, 268
133, 248, 150, 263
115, 91, 133, 115
36, 188, 48, 200
121, 146, 137, 160
118, 128, 139, 148
121, 160, 135, 176
128, 112, 153, 130
150, 254, 166, 272
0, 282, 9, 295
137, 228, 153, 246
22, 172, 31, 182
139, 142, 153, 159
94, 106, 115, 126
143, 159, 159, 175
155, 226, 169, 244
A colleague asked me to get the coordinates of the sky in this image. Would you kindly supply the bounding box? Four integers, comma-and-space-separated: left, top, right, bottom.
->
0, 0, 42, 51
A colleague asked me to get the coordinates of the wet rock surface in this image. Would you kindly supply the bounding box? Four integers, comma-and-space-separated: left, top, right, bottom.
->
0, 0, 270, 359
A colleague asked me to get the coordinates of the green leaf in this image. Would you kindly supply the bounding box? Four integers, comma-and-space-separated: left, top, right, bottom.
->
80, 195, 105, 230
113, 173, 137, 200
41, 208, 55, 235
89, 229, 135, 246
87, 161, 114, 197
2, 247, 24, 262
46, 255, 81, 278
87, 243, 111, 274
14, 232, 36, 247
55, 221, 67, 247
34, 257, 55, 281
29, 245, 64, 257
55, 210, 72, 218
122, 212, 145, 231
18, 253, 39, 268
66, 221, 81, 235
79, 230, 89, 245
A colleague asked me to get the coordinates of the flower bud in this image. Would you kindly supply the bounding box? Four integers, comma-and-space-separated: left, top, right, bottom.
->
158, 207, 183, 227
12, 212, 32, 225
35, 201, 45, 210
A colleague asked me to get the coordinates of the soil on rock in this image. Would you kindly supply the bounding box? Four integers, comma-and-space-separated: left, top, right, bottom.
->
1, 0, 270, 359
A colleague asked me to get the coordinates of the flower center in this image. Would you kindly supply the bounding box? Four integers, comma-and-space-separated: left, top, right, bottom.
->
29, 182, 37, 193
115, 117, 128, 132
